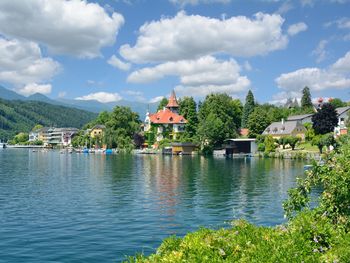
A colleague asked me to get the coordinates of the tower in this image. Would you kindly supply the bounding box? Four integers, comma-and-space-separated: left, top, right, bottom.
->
166, 90, 179, 113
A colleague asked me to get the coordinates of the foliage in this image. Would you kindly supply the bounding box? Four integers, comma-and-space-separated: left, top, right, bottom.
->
0, 98, 97, 140
198, 94, 242, 149
247, 107, 270, 138
312, 103, 338, 135
301, 86, 313, 109
346, 111, 350, 129
9, 132, 29, 145
241, 90, 255, 128
127, 211, 350, 263
284, 138, 350, 230
311, 133, 336, 154
285, 136, 301, 150
133, 133, 145, 149
329, 98, 347, 108
304, 123, 315, 142
32, 124, 43, 131
179, 96, 198, 138
157, 98, 169, 111
264, 135, 276, 153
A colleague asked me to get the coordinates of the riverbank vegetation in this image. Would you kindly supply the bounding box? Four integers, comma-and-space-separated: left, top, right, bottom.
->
126, 136, 350, 262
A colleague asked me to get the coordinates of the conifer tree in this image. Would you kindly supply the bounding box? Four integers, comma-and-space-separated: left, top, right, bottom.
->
241, 90, 255, 128
301, 86, 313, 109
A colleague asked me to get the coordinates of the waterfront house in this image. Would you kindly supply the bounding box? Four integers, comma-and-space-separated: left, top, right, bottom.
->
90, 125, 106, 138
171, 142, 198, 155
335, 106, 350, 136
34, 127, 78, 146
263, 119, 306, 140
224, 138, 258, 155
144, 90, 187, 147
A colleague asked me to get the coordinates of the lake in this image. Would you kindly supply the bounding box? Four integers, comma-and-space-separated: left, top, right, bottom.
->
0, 149, 306, 262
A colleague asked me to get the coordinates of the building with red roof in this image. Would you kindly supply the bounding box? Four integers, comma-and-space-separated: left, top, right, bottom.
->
144, 90, 187, 147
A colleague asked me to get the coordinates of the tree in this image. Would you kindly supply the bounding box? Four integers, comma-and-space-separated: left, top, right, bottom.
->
312, 103, 338, 135
264, 135, 276, 153
329, 98, 346, 109
303, 123, 315, 142
32, 124, 43, 131
301, 86, 313, 109
241, 90, 255, 128
179, 97, 198, 138
157, 98, 169, 111
133, 133, 145, 149
247, 107, 270, 138
285, 136, 301, 150
198, 94, 242, 148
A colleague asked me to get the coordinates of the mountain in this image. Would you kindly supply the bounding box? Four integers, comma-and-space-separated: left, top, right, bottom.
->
0, 86, 158, 117
0, 86, 26, 100
0, 98, 97, 140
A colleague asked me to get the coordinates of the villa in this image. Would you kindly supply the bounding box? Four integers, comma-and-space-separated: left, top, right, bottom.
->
144, 90, 187, 147
30, 127, 78, 146
263, 119, 307, 140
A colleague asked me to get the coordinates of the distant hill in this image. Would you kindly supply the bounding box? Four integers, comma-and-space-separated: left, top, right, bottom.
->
0, 99, 97, 140
0, 86, 158, 117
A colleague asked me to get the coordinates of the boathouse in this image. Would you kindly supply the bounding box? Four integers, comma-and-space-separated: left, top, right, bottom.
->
224, 138, 257, 155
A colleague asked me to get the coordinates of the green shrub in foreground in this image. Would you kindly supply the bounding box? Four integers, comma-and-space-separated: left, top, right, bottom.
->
126, 210, 350, 262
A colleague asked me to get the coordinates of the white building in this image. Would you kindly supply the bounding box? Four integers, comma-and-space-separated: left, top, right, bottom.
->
335, 106, 350, 136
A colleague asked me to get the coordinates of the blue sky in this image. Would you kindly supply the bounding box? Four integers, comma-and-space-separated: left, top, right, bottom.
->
0, 0, 349, 105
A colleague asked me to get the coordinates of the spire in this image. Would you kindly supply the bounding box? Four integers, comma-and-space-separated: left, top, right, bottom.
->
166, 90, 179, 108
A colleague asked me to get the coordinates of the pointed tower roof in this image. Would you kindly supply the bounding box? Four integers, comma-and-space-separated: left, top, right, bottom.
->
166, 90, 179, 108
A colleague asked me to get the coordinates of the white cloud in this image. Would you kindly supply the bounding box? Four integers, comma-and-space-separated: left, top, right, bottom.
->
120, 11, 289, 63
75, 92, 122, 103
287, 22, 308, 36
149, 96, 165, 103
17, 83, 52, 96
243, 61, 252, 71
0, 0, 124, 58
0, 38, 60, 86
127, 56, 250, 97
169, 0, 230, 6
312, 40, 328, 63
325, 17, 350, 29
108, 55, 131, 71
276, 1, 294, 14
275, 51, 350, 92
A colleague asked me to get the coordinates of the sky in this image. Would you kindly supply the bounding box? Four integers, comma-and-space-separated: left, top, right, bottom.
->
0, 0, 349, 105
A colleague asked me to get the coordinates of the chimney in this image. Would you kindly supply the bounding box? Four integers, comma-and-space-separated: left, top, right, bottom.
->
281, 118, 285, 125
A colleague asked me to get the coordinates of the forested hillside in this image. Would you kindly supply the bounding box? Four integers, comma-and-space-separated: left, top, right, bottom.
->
0, 99, 97, 140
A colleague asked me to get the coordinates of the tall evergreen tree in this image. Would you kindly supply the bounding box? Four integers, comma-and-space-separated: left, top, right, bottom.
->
301, 86, 313, 109
312, 103, 338, 135
241, 90, 255, 128
179, 97, 198, 138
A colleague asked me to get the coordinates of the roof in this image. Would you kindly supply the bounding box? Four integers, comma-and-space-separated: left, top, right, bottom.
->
225, 138, 256, 142
263, 120, 305, 135
287, 114, 313, 121
92, 125, 106, 129
149, 108, 187, 124
336, 106, 350, 116
166, 90, 179, 108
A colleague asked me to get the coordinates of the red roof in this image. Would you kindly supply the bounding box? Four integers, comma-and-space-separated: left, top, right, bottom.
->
149, 108, 187, 124
166, 90, 179, 108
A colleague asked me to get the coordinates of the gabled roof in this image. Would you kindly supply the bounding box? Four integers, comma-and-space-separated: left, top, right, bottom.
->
166, 90, 179, 108
336, 106, 350, 116
92, 125, 106, 129
287, 114, 313, 121
263, 121, 305, 135
149, 108, 187, 124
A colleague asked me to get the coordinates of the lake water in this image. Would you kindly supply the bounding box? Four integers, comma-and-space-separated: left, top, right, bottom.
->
0, 149, 306, 262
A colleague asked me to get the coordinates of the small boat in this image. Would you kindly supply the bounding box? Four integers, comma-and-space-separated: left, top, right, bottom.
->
105, 149, 113, 155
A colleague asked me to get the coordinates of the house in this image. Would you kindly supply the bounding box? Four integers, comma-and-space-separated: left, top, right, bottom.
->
171, 142, 198, 155
224, 139, 258, 155
144, 90, 187, 147
34, 127, 78, 146
90, 125, 106, 138
335, 106, 350, 136
287, 114, 313, 124
263, 119, 307, 140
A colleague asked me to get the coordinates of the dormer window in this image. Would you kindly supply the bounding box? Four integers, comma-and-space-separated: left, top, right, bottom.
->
169, 117, 173, 122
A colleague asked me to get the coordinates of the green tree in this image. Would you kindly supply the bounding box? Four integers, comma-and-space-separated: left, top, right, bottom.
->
312, 103, 338, 135
179, 97, 198, 138
311, 134, 335, 153
32, 124, 43, 131
303, 123, 315, 142
264, 135, 276, 153
157, 98, 169, 111
247, 107, 270, 138
241, 90, 255, 128
198, 94, 242, 148
285, 136, 301, 150
13, 132, 29, 144
301, 86, 313, 109
329, 98, 347, 108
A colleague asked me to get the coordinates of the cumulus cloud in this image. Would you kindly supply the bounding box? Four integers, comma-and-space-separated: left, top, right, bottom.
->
275, 51, 350, 92
120, 11, 288, 63
128, 56, 250, 97
75, 92, 122, 103
0, 0, 124, 58
312, 40, 329, 63
287, 22, 308, 36
169, 0, 230, 6
0, 38, 60, 86
17, 83, 52, 96
108, 55, 131, 71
